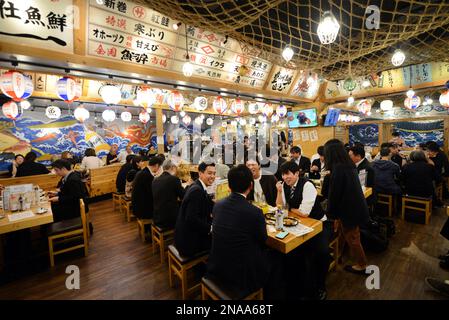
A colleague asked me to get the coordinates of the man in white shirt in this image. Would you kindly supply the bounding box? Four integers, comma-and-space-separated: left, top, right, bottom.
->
118, 144, 134, 164
246, 159, 277, 207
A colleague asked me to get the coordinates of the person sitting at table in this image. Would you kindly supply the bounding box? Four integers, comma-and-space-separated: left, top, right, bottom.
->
61, 151, 77, 168
246, 158, 277, 207
275, 160, 329, 300
401, 150, 436, 198
206, 164, 285, 299
16, 151, 50, 177
309, 146, 325, 180
290, 146, 311, 175
9, 154, 24, 177
106, 144, 119, 165
116, 154, 135, 193
117, 144, 134, 164
125, 156, 143, 199
426, 141, 449, 183
174, 162, 216, 257
152, 160, 186, 230
371, 147, 402, 195
48, 159, 89, 222
389, 131, 405, 149
80, 148, 103, 171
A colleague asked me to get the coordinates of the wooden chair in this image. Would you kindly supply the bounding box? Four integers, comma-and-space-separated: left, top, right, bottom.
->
137, 218, 153, 243
112, 192, 124, 212
401, 195, 432, 225
120, 196, 134, 222
168, 245, 208, 299
151, 225, 174, 264
435, 183, 443, 202
201, 277, 263, 300
47, 199, 89, 267
328, 234, 340, 272
377, 193, 394, 217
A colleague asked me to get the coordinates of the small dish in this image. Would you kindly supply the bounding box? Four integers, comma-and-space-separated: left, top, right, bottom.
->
37, 208, 48, 214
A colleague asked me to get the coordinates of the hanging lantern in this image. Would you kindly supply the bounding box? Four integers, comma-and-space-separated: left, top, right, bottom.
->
182, 61, 194, 77
439, 90, 449, 108
231, 120, 238, 127
0, 71, 34, 101
249, 117, 256, 125
221, 121, 227, 128
171, 115, 179, 124
391, 49, 405, 67
102, 109, 116, 122
99, 85, 122, 104
262, 103, 273, 117
271, 114, 280, 122
317, 11, 340, 45
343, 77, 357, 92
45, 106, 61, 119
206, 117, 214, 126
404, 95, 421, 110
136, 87, 156, 108
248, 103, 260, 114
239, 118, 247, 126
182, 115, 191, 125
20, 100, 31, 110
121, 111, 132, 122
282, 47, 294, 62
231, 98, 245, 115
380, 100, 393, 111
193, 96, 208, 111
2, 101, 22, 120
139, 111, 150, 124
213, 96, 228, 114
56, 76, 81, 103
258, 115, 267, 123
74, 106, 89, 122
357, 99, 372, 115
167, 90, 184, 111
194, 116, 203, 125
276, 105, 287, 117
162, 114, 167, 123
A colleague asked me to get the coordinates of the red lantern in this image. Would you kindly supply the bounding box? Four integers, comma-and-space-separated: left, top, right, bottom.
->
0, 70, 34, 101
213, 96, 228, 114
2, 101, 22, 120
56, 76, 81, 103
231, 98, 245, 115
167, 90, 184, 111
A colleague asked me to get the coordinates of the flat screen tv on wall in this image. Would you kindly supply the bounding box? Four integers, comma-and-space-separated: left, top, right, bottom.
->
287, 108, 318, 128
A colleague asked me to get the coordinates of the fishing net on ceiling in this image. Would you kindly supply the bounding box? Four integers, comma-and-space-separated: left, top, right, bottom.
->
137, 0, 449, 80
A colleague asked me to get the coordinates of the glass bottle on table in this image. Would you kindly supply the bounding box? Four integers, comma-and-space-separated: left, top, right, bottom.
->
275, 204, 284, 231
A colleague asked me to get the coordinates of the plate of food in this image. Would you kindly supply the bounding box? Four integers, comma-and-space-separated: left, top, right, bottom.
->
265, 214, 299, 227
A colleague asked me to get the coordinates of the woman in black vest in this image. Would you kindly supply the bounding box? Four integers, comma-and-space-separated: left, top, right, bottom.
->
322, 139, 369, 275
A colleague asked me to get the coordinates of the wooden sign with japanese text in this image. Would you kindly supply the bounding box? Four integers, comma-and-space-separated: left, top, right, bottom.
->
267, 66, 296, 93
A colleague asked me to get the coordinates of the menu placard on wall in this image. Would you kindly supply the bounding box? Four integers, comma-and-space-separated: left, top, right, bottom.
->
0, 0, 74, 53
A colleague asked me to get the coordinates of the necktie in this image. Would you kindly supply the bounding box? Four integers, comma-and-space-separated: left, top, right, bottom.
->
290, 185, 296, 199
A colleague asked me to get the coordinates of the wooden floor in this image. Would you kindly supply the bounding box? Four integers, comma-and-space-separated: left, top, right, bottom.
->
0, 199, 448, 300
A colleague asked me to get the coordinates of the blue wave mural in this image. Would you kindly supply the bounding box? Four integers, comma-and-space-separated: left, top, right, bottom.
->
393, 121, 444, 147
349, 124, 379, 147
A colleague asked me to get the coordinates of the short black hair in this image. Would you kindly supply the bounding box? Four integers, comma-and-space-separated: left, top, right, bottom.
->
409, 150, 427, 163
380, 147, 391, 157
280, 160, 300, 175
392, 131, 400, 137
52, 159, 72, 170
149, 155, 163, 166
131, 155, 142, 170
85, 148, 96, 157
227, 164, 253, 193
349, 145, 365, 158
126, 154, 135, 163
24, 151, 37, 162
290, 146, 301, 154
317, 146, 324, 156
324, 139, 353, 171
380, 142, 392, 149
198, 162, 215, 173
418, 143, 427, 150
15, 154, 24, 160
426, 141, 440, 152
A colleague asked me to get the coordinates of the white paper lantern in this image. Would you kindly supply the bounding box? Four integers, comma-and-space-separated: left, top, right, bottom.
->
139, 111, 150, 123
213, 96, 228, 114
182, 62, 194, 77
182, 115, 192, 125
56, 76, 81, 103
194, 116, 203, 126
74, 106, 89, 122
231, 98, 245, 115
162, 114, 167, 123
249, 117, 256, 125
0, 70, 34, 101
391, 49, 405, 67
317, 11, 340, 45
282, 47, 294, 62
276, 105, 287, 117
239, 118, 247, 126
20, 100, 31, 110
262, 103, 273, 117
404, 95, 421, 110
248, 103, 260, 114
167, 91, 184, 111
221, 121, 227, 127
380, 100, 393, 111
194, 96, 208, 111
439, 90, 449, 108
45, 106, 61, 119
230, 120, 237, 127
136, 87, 156, 108
258, 115, 267, 122
206, 117, 214, 125
2, 101, 22, 120
271, 114, 280, 122
99, 85, 121, 104
102, 109, 116, 122
171, 115, 179, 124
357, 99, 372, 115
180, 111, 186, 117
121, 111, 132, 122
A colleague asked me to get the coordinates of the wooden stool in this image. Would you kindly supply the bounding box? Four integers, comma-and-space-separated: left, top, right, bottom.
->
151, 225, 174, 264
120, 197, 134, 222
435, 183, 443, 202
201, 277, 263, 300
328, 236, 339, 272
377, 193, 394, 217
168, 245, 208, 299
112, 192, 124, 212
401, 195, 432, 225
137, 219, 153, 243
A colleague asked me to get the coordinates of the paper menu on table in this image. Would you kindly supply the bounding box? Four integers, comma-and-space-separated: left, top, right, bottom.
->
285, 223, 314, 237
8, 210, 35, 222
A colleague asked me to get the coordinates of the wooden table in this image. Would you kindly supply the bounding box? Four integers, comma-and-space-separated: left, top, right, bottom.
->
314, 183, 372, 199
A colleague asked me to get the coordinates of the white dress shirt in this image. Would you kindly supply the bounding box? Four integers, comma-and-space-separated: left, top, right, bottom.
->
253, 176, 266, 203
80, 156, 103, 170
118, 150, 133, 164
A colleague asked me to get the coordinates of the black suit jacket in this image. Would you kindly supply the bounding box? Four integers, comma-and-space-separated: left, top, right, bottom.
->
309, 158, 324, 179
207, 193, 268, 297
16, 161, 49, 177
275, 157, 287, 181
401, 162, 435, 197
152, 172, 185, 229
293, 156, 311, 175
247, 174, 277, 207
131, 167, 154, 219
175, 179, 214, 256
116, 163, 133, 193
356, 158, 375, 188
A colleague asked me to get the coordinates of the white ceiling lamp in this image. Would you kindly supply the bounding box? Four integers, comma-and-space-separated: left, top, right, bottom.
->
248, 102, 260, 114
74, 106, 89, 122
182, 24, 193, 77
347, 94, 355, 105
162, 114, 167, 123
406, 88, 415, 98
206, 117, 214, 126
45, 106, 61, 119
146, 107, 152, 113
194, 116, 203, 125
180, 110, 186, 117
20, 100, 31, 110
239, 118, 247, 126
282, 46, 294, 62
380, 99, 393, 111
171, 115, 179, 124
271, 114, 280, 123
136, 86, 156, 108
120, 111, 132, 122
139, 111, 150, 124
391, 49, 405, 67
99, 84, 121, 105
102, 109, 116, 122
317, 11, 340, 45
194, 96, 208, 111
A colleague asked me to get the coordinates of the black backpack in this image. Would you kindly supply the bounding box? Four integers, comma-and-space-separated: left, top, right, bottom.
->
360, 219, 389, 253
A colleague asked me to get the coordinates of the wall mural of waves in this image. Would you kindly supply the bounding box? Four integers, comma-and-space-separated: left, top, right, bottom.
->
392, 121, 444, 147
349, 124, 379, 147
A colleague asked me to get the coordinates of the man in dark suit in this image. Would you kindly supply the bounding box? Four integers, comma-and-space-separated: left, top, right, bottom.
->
206, 165, 284, 299
349, 145, 375, 188
174, 162, 216, 256
246, 158, 277, 207
152, 160, 186, 230
290, 146, 311, 176
131, 156, 163, 220
309, 146, 325, 180
116, 154, 135, 193
16, 152, 50, 177
48, 159, 89, 222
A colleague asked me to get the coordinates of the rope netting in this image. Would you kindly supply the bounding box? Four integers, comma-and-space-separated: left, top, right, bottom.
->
137, 0, 449, 80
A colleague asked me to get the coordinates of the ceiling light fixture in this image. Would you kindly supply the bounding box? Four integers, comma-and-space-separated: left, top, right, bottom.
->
317, 11, 340, 45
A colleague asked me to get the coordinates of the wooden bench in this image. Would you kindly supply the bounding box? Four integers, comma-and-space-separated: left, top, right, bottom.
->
201, 277, 263, 300
401, 195, 432, 224
87, 165, 121, 198
0, 173, 60, 191
120, 196, 134, 222
377, 193, 394, 217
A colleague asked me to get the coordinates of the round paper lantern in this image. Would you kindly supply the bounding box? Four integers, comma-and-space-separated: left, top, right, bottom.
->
121, 111, 132, 122
248, 103, 260, 114
221, 121, 227, 128
258, 115, 267, 123
102, 109, 116, 122
213, 96, 228, 114
439, 90, 449, 108
99, 85, 121, 105
45, 106, 61, 119
171, 115, 179, 124
239, 118, 247, 126
136, 87, 156, 108
231, 120, 238, 127
271, 114, 280, 122
162, 114, 167, 123
20, 100, 31, 110
391, 49, 405, 67
194, 96, 208, 111
357, 99, 372, 115
182, 115, 191, 125
139, 111, 150, 124
2, 101, 22, 120
167, 90, 184, 112
231, 98, 245, 115
262, 103, 273, 117
56, 76, 81, 103
343, 77, 356, 92
249, 117, 256, 125
74, 106, 89, 122
206, 117, 214, 126
380, 100, 393, 111
276, 105, 287, 117
0, 71, 34, 101
404, 95, 421, 110
194, 116, 203, 125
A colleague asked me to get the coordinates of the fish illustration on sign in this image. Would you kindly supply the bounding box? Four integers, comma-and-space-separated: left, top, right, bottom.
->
65, 130, 79, 146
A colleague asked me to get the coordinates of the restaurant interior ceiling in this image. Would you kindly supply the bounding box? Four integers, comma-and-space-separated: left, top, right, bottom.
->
137, 0, 449, 80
